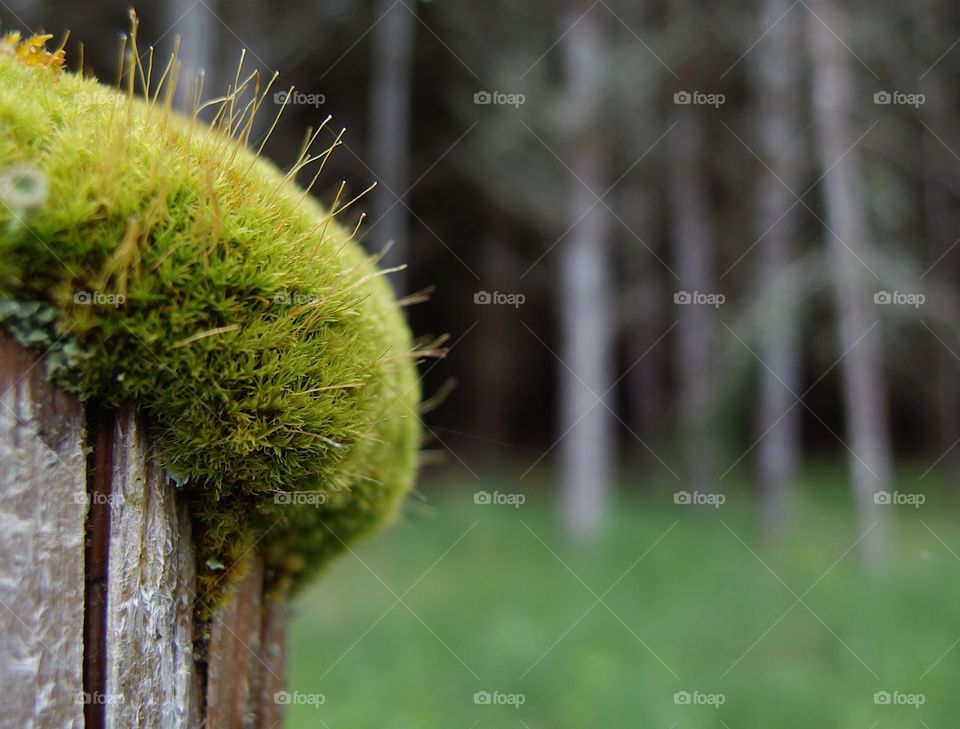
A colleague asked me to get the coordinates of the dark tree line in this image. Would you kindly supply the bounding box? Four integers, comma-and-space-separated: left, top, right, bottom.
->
6, 0, 960, 550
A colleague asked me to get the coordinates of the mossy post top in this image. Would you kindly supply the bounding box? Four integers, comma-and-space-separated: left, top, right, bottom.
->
0, 25, 423, 610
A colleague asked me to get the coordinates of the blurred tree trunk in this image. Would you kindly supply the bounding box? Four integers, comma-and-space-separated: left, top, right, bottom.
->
668, 58, 717, 494
806, 0, 890, 564
369, 0, 416, 293
168, 0, 216, 111
751, 0, 804, 538
559, 1, 615, 540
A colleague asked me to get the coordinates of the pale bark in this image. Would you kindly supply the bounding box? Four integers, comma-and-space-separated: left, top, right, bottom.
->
751, 0, 805, 537
806, 0, 891, 563
369, 0, 416, 292
668, 108, 717, 494
558, 1, 616, 539
0, 334, 86, 729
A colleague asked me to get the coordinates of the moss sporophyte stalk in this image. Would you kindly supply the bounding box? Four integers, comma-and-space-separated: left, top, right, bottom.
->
0, 23, 426, 613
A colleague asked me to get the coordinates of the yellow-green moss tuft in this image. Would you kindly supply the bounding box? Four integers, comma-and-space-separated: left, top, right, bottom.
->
0, 36, 421, 611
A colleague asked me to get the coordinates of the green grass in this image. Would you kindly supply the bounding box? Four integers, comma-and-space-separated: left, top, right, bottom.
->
286, 468, 960, 728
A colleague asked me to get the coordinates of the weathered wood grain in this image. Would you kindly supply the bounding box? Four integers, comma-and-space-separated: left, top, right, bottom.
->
206, 559, 266, 729
104, 408, 201, 729
0, 334, 86, 729
0, 336, 289, 728
253, 600, 288, 729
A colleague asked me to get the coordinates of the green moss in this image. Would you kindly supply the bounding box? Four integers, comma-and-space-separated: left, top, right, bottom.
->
0, 41, 421, 610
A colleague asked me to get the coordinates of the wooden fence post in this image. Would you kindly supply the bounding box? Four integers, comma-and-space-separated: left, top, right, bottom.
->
0, 334, 288, 729
0, 334, 86, 728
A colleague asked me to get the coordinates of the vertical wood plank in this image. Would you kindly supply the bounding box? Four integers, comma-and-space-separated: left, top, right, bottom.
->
104, 408, 201, 728
0, 334, 86, 729
0, 337, 289, 729
254, 600, 288, 729
206, 560, 265, 729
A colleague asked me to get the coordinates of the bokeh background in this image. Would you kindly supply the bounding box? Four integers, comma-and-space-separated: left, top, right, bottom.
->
4, 0, 960, 726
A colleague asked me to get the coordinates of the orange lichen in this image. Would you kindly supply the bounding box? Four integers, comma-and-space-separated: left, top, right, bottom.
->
0, 32, 65, 72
